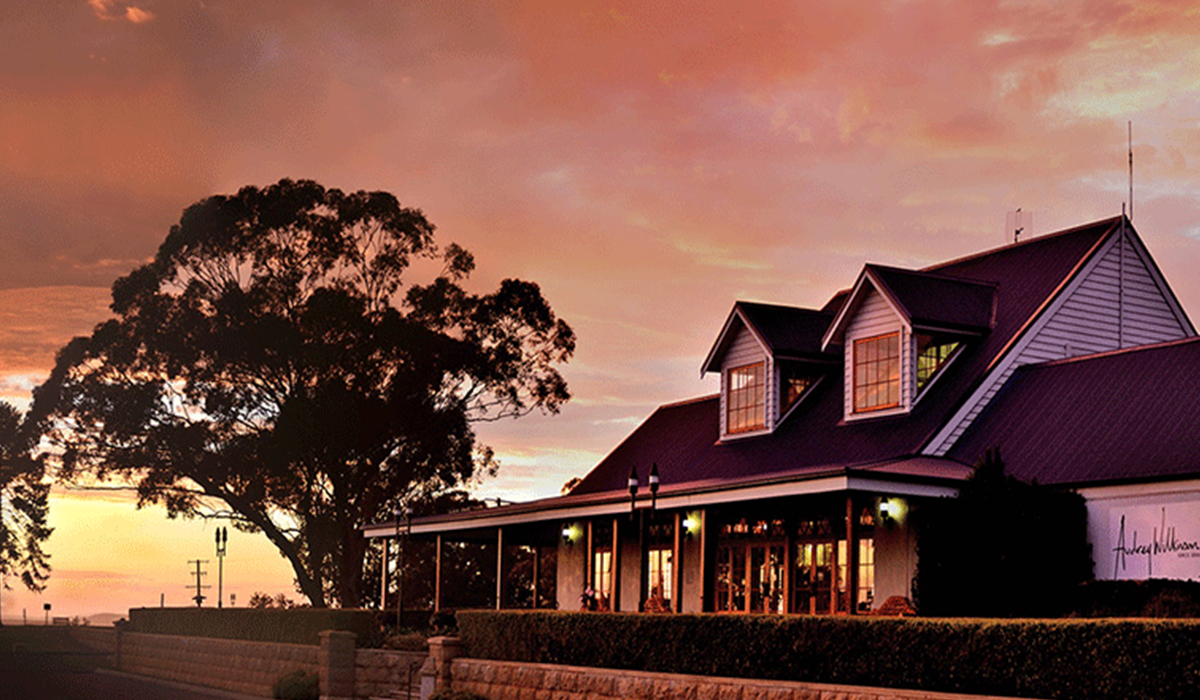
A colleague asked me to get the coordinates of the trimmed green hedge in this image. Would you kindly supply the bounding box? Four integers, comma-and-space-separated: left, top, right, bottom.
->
458, 611, 1200, 700
127, 607, 383, 647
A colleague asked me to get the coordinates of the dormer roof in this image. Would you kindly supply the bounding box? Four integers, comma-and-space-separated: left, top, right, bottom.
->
822, 265, 996, 349
701, 301, 837, 374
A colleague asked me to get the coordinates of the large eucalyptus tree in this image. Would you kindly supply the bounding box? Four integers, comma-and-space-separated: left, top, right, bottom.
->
31, 179, 574, 607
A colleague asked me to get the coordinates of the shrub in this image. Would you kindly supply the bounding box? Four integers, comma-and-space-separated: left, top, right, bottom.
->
913, 449, 1094, 617
457, 611, 1200, 700
273, 670, 319, 700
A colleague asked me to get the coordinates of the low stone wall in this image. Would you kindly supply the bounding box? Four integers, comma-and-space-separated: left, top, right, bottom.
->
357, 648, 427, 699
118, 631, 319, 697
448, 658, 1047, 700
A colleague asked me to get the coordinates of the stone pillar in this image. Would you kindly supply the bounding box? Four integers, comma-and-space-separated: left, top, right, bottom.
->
319, 630, 357, 700
421, 636, 463, 700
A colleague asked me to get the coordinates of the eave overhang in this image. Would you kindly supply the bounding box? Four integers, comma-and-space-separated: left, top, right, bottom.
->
363, 455, 971, 539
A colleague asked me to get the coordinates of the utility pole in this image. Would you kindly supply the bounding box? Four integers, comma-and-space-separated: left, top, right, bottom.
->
188, 559, 211, 607
215, 527, 228, 608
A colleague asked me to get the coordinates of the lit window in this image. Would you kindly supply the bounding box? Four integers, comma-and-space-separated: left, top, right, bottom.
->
916, 334, 960, 391
592, 549, 612, 611
857, 538, 875, 612
853, 333, 900, 413
780, 364, 819, 412
727, 362, 766, 433
647, 547, 673, 609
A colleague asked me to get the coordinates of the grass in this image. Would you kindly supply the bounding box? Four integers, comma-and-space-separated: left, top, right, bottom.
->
0, 626, 112, 673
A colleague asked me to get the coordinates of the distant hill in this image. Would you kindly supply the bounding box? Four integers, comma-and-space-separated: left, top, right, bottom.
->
85, 613, 124, 627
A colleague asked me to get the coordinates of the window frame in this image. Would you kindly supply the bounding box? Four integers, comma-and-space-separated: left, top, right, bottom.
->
852, 331, 901, 414
726, 361, 767, 434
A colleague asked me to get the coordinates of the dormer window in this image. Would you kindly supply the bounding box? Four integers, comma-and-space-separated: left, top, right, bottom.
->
781, 364, 820, 413
727, 362, 766, 433
853, 332, 900, 413
916, 334, 961, 391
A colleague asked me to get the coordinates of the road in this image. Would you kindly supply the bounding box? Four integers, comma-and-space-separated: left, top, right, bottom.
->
0, 666, 263, 700
0, 626, 261, 700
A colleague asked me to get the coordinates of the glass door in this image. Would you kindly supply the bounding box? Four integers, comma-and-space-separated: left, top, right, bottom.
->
792, 541, 834, 614
749, 544, 786, 613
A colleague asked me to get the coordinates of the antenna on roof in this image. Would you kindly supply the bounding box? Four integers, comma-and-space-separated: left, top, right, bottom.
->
1128, 120, 1134, 222
1005, 208, 1031, 243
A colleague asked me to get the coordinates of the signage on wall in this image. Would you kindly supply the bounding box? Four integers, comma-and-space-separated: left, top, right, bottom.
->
1110, 504, 1200, 579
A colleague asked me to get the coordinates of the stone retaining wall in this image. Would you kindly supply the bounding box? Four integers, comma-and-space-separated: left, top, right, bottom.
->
118, 631, 319, 697
448, 657, 1047, 700
357, 648, 427, 699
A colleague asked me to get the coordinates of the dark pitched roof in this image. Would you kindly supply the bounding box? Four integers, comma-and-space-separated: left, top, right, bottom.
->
573, 217, 1122, 497
948, 337, 1200, 486
736, 302, 838, 362
701, 301, 836, 373
867, 265, 995, 333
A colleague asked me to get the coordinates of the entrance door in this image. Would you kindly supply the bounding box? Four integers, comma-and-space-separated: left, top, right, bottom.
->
716, 542, 785, 613
749, 544, 786, 613
791, 541, 834, 614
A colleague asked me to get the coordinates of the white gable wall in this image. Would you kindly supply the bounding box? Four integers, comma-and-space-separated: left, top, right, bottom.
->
842, 288, 911, 421
925, 229, 1191, 455
719, 323, 773, 437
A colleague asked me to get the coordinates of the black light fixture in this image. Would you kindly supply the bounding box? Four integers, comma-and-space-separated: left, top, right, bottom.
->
879, 498, 892, 523
648, 463, 660, 511
628, 464, 639, 513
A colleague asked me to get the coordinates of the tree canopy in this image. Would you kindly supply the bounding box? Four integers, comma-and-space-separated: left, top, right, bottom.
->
31, 179, 575, 607
0, 401, 51, 602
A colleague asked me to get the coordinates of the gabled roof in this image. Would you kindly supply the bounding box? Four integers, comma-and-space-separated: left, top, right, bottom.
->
823, 265, 996, 348
701, 301, 837, 373
947, 337, 1200, 486
869, 265, 996, 333
573, 217, 1122, 497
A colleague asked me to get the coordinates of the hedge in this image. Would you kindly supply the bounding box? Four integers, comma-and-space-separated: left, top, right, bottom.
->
457, 611, 1200, 700
126, 607, 384, 647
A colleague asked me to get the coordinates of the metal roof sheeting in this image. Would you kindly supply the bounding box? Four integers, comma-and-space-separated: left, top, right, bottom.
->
948, 337, 1200, 486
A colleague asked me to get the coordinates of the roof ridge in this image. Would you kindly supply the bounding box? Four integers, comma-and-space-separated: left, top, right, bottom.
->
658, 393, 720, 410
866, 263, 1000, 287
737, 300, 830, 314
923, 215, 1123, 273
1024, 336, 1200, 369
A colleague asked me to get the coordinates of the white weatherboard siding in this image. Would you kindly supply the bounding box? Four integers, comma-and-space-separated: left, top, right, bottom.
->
720, 323, 770, 437
842, 288, 909, 421
925, 230, 1191, 456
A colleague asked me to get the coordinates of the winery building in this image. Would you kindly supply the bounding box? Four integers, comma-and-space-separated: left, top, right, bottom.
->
365, 215, 1200, 614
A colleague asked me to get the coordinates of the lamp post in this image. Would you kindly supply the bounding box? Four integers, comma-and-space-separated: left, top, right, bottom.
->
648, 463, 660, 511
215, 526, 228, 608
393, 504, 412, 629
627, 464, 639, 516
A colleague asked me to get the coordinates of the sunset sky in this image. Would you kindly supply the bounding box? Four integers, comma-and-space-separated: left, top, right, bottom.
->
3, 0, 1200, 620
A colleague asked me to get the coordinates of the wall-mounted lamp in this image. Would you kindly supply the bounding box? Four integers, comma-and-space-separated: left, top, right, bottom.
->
561, 523, 581, 544
682, 512, 702, 538
879, 497, 906, 525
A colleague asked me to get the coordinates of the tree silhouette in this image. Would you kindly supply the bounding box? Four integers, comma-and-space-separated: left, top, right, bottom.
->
0, 401, 51, 610
30, 179, 574, 607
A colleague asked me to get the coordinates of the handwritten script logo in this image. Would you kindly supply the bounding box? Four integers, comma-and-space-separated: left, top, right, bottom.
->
1113, 507, 1200, 577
